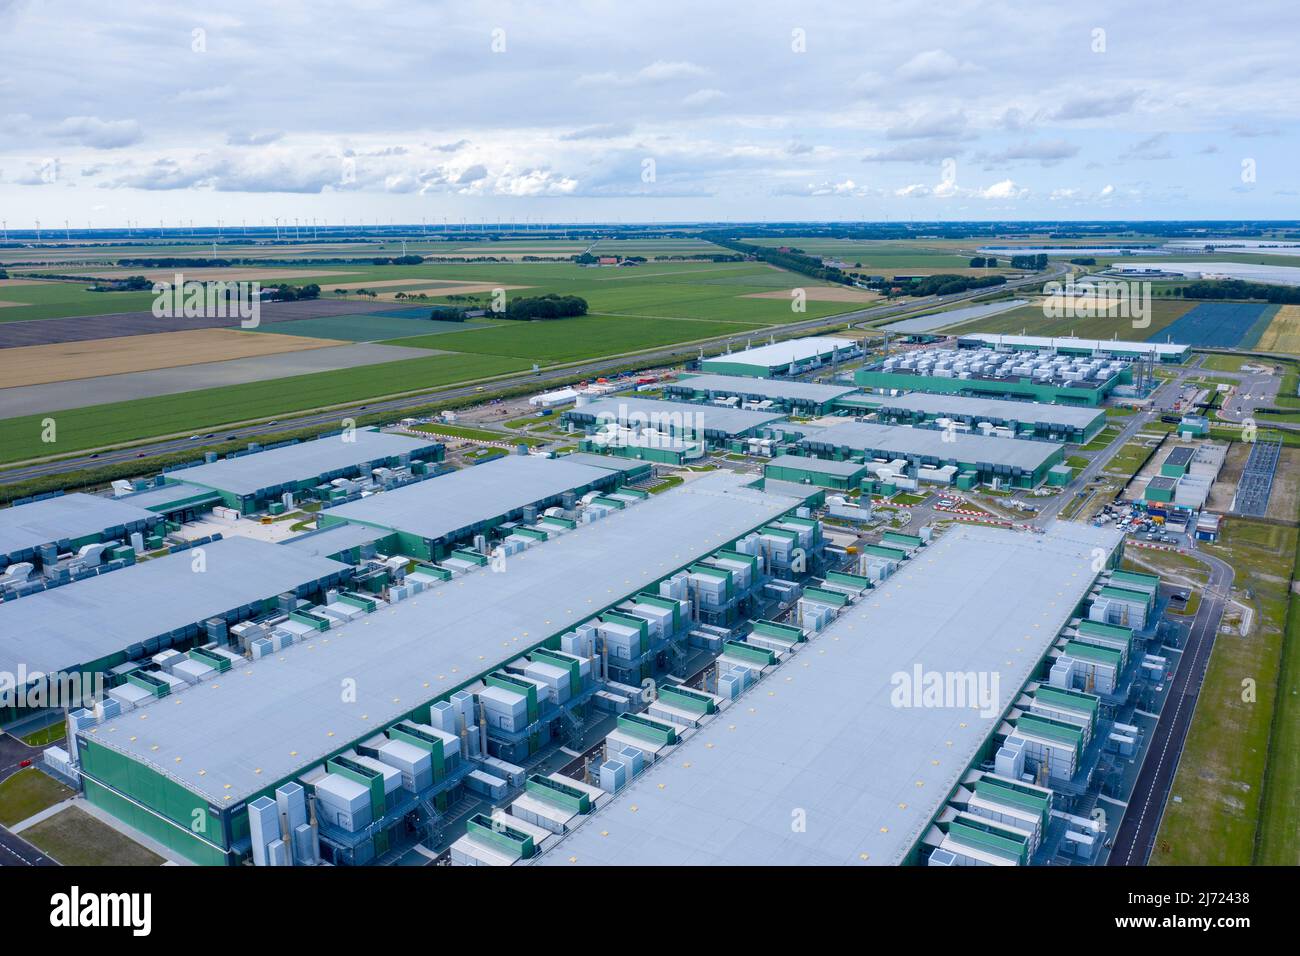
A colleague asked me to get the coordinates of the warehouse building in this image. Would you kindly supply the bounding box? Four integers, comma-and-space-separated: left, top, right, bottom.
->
0, 493, 162, 571
763, 455, 872, 490
857, 347, 1129, 407
562, 396, 791, 443
662, 373, 859, 416
0, 536, 351, 721
162, 429, 443, 514
70, 472, 807, 865
700, 336, 860, 379
798, 421, 1065, 488
870, 392, 1106, 444
957, 333, 1189, 364
317, 454, 630, 561
536, 521, 1123, 866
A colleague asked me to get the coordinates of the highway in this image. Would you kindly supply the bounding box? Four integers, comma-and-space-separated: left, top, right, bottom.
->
0, 267, 1063, 487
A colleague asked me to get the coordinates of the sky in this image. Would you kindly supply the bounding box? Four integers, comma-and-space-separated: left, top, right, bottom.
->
1, 0, 1298, 228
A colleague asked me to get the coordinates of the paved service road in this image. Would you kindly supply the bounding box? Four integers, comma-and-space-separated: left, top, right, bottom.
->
1108, 551, 1234, 866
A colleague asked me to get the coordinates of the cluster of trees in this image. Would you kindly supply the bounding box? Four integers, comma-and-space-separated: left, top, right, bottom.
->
502, 294, 588, 320
905, 274, 1007, 297
1010, 253, 1050, 270
118, 257, 235, 268
428, 306, 473, 322
967, 257, 1000, 268
266, 283, 320, 301
89, 275, 153, 292
1174, 280, 1300, 304
0, 267, 7, 279
702, 236, 853, 285
862, 273, 1007, 297
1069, 257, 1097, 266
370, 255, 424, 265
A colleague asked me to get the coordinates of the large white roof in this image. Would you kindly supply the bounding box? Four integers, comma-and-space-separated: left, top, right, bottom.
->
539, 521, 1122, 866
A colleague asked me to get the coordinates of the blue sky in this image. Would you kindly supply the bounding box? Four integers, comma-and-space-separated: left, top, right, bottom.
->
0, 0, 1297, 226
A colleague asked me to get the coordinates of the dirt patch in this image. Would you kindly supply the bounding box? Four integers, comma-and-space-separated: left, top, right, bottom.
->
0, 328, 344, 388
742, 287, 880, 303
0, 300, 23, 308
1266, 446, 1300, 521
0, 278, 54, 288
84, 268, 356, 282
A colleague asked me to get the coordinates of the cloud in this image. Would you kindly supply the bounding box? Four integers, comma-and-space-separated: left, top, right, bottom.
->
885, 111, 968, 141
49, 115, 142, 149
1052, 92, 1138, 121
774, 178, 879, 198
682, 88, 725, 107
173, 85, 234, 104
896, 49, 970, 82
560, 123, 633, 140
455, 163, 488, 184
978, 178, 1028, 200
1122, 133, 1173, 161
982, 138, 1080, 165
862, 141, 964, 163
227, 130, 284, 146
577, 60, 708, 87
1230, 123, 1279, 138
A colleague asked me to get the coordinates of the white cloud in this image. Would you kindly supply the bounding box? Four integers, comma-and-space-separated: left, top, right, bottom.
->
682, 88, 725, 107
49, 116, 143, 149
979, 178, 1029, 200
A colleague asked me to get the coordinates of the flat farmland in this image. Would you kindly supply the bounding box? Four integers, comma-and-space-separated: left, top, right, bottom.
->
315, 260, 870, 326
0, 298, 412, 348
255, 313, 505, 341
1251, 304, 1300, 353
953, 297, 1195, 339
0, 281, 158, 323
0, 350, 531, 463
0, 327, 343, 388
387, 314, 759, 363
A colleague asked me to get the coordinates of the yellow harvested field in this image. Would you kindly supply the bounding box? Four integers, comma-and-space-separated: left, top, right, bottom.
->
84, 268, 357, 282
1256, 305, 1300, 354
373, 283, 531, 300
0, 278, 54, 288
0, 328, 344, 388
0, 300, 22, 308
743, 286, 880, 303
330, 278, 451, 291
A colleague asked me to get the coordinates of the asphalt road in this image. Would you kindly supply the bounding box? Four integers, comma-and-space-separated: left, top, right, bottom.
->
0, 732, 60, 867
1108, 551, 1234, 866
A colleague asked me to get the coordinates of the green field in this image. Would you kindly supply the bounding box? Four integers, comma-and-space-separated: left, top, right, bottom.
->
954, 296, 1196, 339
388, 314, 759, 362
0, 766, 73, 827
0, 259, 877, 464
1153, 520, 1299, 865
0, 352, 531, 463
0, 281, 158, 323
21, 806, 165, 866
